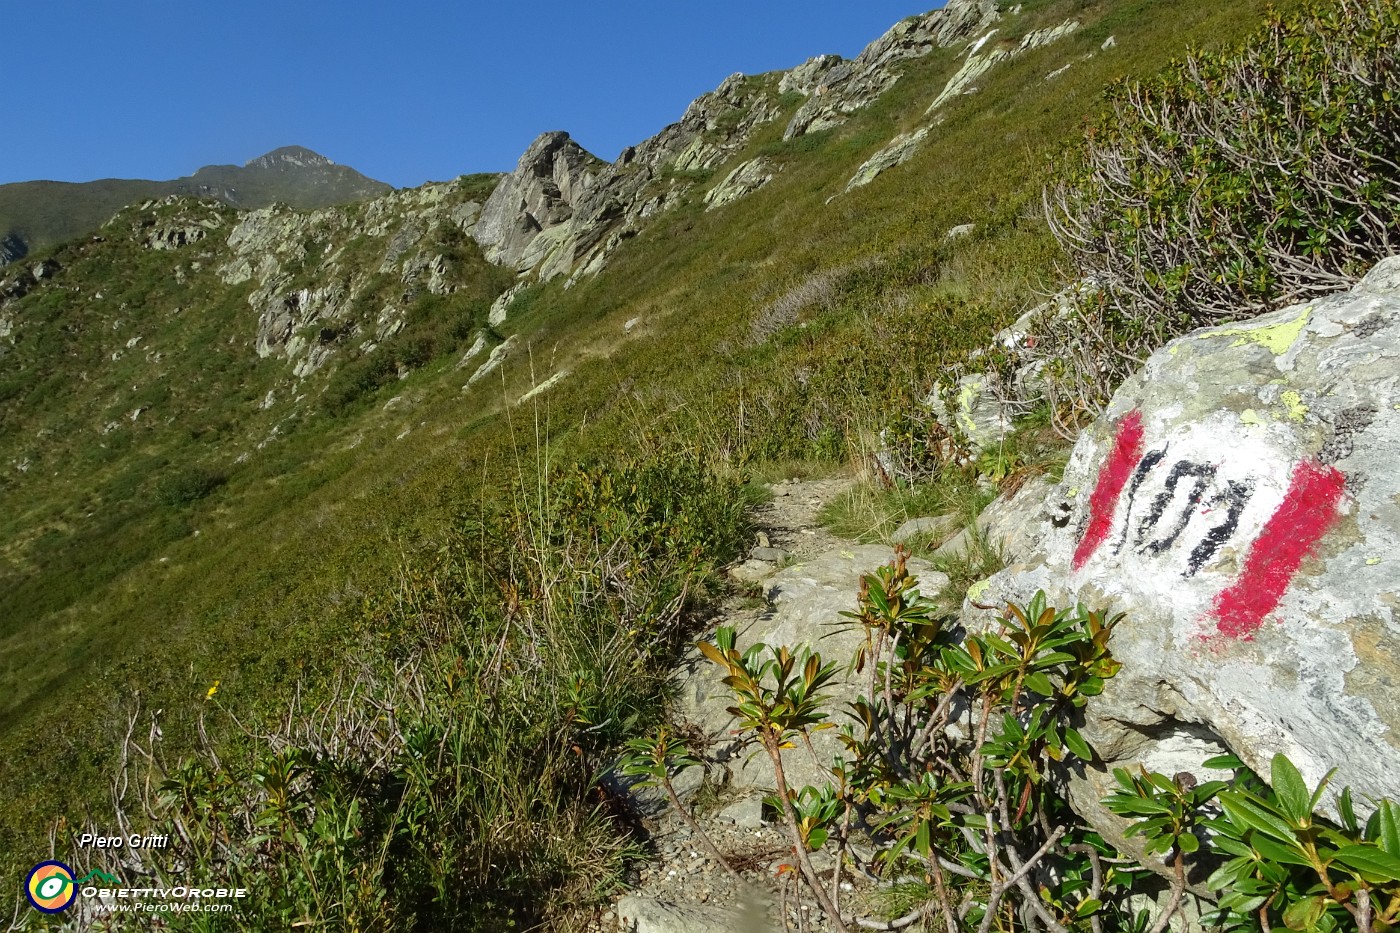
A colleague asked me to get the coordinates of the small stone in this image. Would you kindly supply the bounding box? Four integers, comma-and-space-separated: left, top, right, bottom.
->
729, 559, 775, 584
715, 795, 765, 829
933, 528, 972, 561
750, 546, 790, 563
890, 514, 959, 545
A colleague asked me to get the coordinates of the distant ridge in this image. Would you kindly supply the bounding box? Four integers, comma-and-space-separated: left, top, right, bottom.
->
0, 146, 391, 264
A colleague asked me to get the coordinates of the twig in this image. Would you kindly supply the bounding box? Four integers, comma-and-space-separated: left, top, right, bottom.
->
1146, 849, 1186, 933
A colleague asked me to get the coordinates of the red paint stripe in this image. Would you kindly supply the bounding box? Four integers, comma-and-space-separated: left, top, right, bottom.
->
1073, 410, 1146, 571
1212, 459, 1346, 640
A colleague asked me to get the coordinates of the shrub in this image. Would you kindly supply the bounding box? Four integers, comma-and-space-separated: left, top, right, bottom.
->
1042, 0, 1400, 418
78, 449, 748, 930
630, 556, 1135, 931
155, 466, 226, 506
637, 553, 1400, 931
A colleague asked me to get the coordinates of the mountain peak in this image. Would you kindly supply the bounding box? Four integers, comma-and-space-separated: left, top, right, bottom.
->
245, 146, 336, 170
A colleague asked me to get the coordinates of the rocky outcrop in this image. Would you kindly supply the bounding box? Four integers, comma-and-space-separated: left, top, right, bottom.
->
0, 232, 26, 266
928, 19, 1081, 113
488, 281, 527, 327
784, 0, 1001, 140
465, 335, 518, 388
473, 132, 603, 273
925, 372, 1018, 454
841, 127, 931, 193
112, 196, 232, 252
473, 72, 794, 283
967, 258, 1400, 867
516, 369, 569, 404
467, 4, 1081, 281
703, 158, 777, 210
218, 181, 494, 379
837, 12, 1082, 193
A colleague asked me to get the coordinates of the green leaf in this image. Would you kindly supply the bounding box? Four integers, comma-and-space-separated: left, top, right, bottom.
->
1271, 753, 1311, 824
1206, 859, 1252, 893
1075, 898, 1103, 919
1218, 790, 1298, 845
1249, 835, 1313, 868
1334, 844, 1400, 882
961, 813, 990, 831
1105, 795, 1172, 816
1211, 836, 1256, 858
915, 819, 932, 857
1023, 671, 1055, 696
1202, 753, 1246, 770
1282, 894, 1325, 931
1338, 787, 1359, 835
1063, 727, 1093, 761
1369, 799, 1400, 857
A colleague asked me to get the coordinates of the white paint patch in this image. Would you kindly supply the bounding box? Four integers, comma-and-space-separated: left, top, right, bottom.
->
1071, 413, 1293, 637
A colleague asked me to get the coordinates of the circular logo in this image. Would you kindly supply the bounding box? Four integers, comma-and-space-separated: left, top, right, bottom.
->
25, 861, 77, 913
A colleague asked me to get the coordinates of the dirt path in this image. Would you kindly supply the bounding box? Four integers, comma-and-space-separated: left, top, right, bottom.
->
599, 477, 864, 933
749, 476, 854, 561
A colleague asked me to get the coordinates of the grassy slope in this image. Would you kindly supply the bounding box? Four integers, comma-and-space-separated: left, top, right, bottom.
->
0, 0, 1294, 875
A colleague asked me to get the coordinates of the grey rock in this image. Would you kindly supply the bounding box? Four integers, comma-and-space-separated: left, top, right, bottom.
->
454, 333, 488, 370
928, 29, 1006, 113
0, 232, 27, 266
1101, 35, 1118, 50
473, 131, 602, 273
678, 545, 949, 793
841, 128, 931, 193
465, 335, 518, 387
933, 528, 973, 562
704, 158, 778, 210
616, 896, 753, 933
786, 0, 1002, 139
476, 71, 798, 282
0, 267, 39, 306
217, 179, 489, 381
516, 370, 569, 405
925, 372, 1016, 454
778, 55, 844, 96
891, 514, 960, 545
749, 546, 790, 563
981, 257, 1400, 874
730, 559, 777, 585
715, 795, 765, 829
974, 474, 1055, 564
928, 20, 1081, 114
488, 281, 527, 327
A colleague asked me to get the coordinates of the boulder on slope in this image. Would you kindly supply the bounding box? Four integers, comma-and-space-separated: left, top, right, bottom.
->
967, 258, 1400, 869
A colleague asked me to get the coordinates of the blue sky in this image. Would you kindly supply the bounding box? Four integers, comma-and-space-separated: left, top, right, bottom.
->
8, 1, 938, 189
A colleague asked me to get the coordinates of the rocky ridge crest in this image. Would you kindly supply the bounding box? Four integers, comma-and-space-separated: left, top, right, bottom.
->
470, 0, 1094, 284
